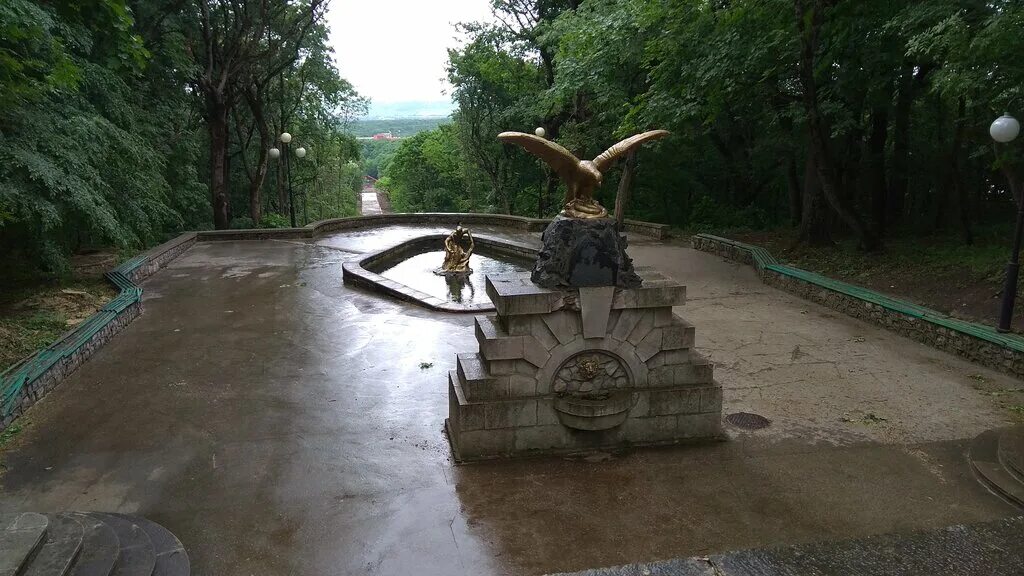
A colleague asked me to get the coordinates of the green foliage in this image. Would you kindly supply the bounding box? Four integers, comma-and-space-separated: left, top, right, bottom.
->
0, 0, 205, 275
361, 139, 400, 179
1, 0, 364, 274
229, 217, 256, 230
259, 213, 290, 228
0, 422, 24, 449
382, 125, 481, 213
687, 196, 769, 233
429, 0, 1024, 242
350, 117, 449, 138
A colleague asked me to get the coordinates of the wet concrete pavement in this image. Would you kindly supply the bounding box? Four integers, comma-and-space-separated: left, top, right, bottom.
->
1, 225, 1021, 575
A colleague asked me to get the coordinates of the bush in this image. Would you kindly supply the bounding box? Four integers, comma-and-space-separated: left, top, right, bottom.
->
259, 213, 291, 228
229, 217, 255, 229
688, 195, 769, 232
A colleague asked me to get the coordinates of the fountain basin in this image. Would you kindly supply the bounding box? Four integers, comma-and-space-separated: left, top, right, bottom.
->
342, 234, 537, 312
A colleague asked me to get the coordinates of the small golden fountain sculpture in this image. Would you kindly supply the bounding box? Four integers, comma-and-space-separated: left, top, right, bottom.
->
497, 129, 669, 219
437, 225, 475, 275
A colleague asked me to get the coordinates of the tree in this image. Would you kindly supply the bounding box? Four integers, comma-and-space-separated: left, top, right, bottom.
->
186, 0, 327, 229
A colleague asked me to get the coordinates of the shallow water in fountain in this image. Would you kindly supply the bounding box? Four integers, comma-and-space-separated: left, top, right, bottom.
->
376, 250, 531, 306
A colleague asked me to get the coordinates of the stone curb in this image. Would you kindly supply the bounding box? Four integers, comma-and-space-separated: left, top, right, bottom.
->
342, 233, 539, 313
196, 212, 670, 241
691, 233, 1024, 379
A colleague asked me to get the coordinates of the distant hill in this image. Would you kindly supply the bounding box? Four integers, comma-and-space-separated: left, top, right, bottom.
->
350, 116, 449, 138
364, 100, 454, 119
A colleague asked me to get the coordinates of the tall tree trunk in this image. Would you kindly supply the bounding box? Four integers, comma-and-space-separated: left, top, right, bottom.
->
542, 173, 558, 218
786, 156, 802, 227
248, 132, 269, 225
950, 96, 972, 244
888, 64, 914, 227
245, 88, 271, 225
208, 98, 231, 230
277, 158, 287, 214
798, 144, 831, 245
795, 0, 879, 251
867, 105, 889, 235
614, 151, 637, 229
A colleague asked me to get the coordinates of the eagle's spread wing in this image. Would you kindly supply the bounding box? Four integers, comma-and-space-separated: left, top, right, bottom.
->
497, 132, 580, 174
592, 130, 670, 172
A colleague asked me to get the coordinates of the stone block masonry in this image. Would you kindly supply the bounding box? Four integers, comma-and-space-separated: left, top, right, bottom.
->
446, 268, 724, 461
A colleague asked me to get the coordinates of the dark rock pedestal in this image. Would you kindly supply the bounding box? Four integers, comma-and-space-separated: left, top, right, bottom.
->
532, 216, 642, 289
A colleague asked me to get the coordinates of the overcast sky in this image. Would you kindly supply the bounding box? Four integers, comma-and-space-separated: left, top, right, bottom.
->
327, 0, 494, 110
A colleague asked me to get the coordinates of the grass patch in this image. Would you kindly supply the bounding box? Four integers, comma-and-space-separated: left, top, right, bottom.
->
0, 423, 24, 450
0, 277, 116, 373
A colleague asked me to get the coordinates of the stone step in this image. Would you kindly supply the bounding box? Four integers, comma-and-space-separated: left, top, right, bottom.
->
457, 352, 490, 385
475, 315, 551, 367
970, 428, 1024, 508
22, 513, 84, 576
456, 353, 508, 400
0, 513, 187, 576
110, 515, 188, 576
66, 513, 119, 576
88, 514, 156, 576
474, 315, 520, 360
456, 354, 540, 401
66, 513, 120, 576
0, 513, 48, 576
997, 426, 1024, 485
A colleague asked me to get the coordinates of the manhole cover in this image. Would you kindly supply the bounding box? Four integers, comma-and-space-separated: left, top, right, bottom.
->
725, 412, 771, 430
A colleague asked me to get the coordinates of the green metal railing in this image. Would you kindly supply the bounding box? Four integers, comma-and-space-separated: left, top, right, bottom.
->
1, 256, 147, 418
695, 233, 1024, 353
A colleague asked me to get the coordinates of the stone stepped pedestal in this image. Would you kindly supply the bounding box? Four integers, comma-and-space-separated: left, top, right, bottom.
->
446, 267, 723, 461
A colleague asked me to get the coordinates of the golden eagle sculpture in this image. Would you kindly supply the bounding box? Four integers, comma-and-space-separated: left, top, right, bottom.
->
498, 129, 670, 219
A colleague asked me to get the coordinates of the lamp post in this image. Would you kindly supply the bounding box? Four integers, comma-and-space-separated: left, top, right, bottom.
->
295, 145, 308, 225
991, 113, 1022, 332
270, 132, 307, 227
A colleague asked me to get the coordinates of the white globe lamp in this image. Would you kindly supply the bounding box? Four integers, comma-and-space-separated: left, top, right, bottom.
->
535, 127, 546, 138
991, 114, 1020, 144
295, 147, 307, 158
268, 147, 281, 160
280, 132, 292, 144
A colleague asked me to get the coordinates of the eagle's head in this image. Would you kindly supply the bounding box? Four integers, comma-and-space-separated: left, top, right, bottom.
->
579, 160, 603, 186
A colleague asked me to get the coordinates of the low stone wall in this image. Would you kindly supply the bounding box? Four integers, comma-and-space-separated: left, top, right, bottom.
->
196, 212, 671, 241
131, 233, 198, 282
1, 303, 142, 430
692, 234, 1024, 379
0, 233, 197, 430
620, 219, 671, 240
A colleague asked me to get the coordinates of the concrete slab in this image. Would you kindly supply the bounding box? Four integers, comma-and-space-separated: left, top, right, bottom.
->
0, 226, 1021, 575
